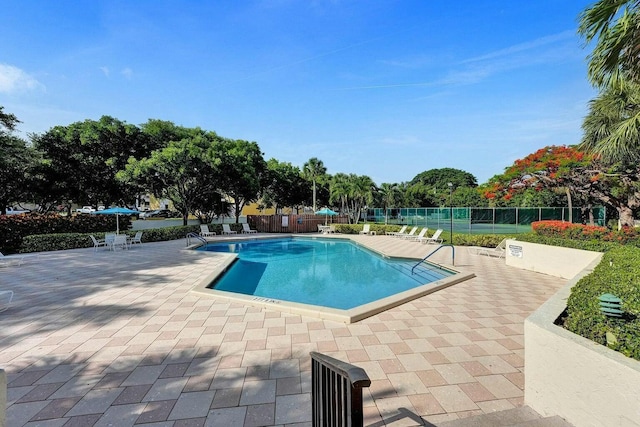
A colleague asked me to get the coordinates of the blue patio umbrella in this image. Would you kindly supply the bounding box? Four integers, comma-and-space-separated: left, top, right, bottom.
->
315, 207, 338, 225
93, 206, 139, 234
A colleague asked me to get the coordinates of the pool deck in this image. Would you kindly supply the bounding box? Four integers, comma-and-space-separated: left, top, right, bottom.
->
1, 233, 565, 426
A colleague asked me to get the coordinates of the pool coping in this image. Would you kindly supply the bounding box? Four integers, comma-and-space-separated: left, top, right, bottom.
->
188, 234, 475, 323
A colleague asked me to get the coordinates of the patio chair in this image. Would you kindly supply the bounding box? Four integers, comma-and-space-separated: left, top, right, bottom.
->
129, 231, 143, 246
359, 224, 372, 235
222, 224, 237, 235
0, 290, 13, 312
467, 238, 508, 258
90, 235, 108, 252
329, 224, 337, 233
110, 234, 128, 250
407, 227, 429, 242
242, 223, 258, 234
0, 252, 26, 267
420, 229, 444, 245
385, 225, 407, 236
200, 225, 216, 237
397, 226, 417, 239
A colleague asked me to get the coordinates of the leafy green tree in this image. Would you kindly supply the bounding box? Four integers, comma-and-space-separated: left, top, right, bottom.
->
329, 173, 374, 223
118, 134, 221, 225
450, 187, 485, 207
31, 116, 151, 209
0, 107, 36, 214
211, 139, 267, 223
263, 159, 310, 213
578, 0, 640, 87
303, 157, 327, 212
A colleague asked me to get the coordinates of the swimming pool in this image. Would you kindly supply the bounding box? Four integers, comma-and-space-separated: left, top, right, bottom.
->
199, 237, 454, 310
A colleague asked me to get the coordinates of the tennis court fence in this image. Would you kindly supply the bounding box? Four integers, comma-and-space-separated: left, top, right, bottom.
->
365, 207, 606, 234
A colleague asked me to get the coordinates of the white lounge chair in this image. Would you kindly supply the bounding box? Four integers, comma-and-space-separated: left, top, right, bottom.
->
407, 227, 429, 242
90, 235, 108, 252
0, 290, 13, 312
467, 238, 508, 258
398, 227, 418, 239
421, 229, 444, 245
386, 225, 407, 236
242, 223, 258, 234
129, 231, 143, 245
0, 252, 26, 267
359, 224, 373, 235
222, 224, 237, 235
200, 225, 216, 237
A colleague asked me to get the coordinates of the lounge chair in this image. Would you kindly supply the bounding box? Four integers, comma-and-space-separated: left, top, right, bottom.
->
0, 290, 13, 312
222, 224, 237, 235
386, 225, 407, 236
90, 235, 108, 252
407, 227, 429, 242
467, 238, 508, 258
328, 225, 337, 234
129, 231, 143, 245
397, 226, 418, 239
359, 224, 372, 235
0, 252, 26, 267
242, 223, 258, 234
200, 225, 216, 237
421, 229, 444, 245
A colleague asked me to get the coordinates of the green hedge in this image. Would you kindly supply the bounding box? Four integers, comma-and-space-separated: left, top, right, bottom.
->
20, 225, 200, 253
1, 213, 131, 254
563, 246, 640, 360
515, 233, 620, 253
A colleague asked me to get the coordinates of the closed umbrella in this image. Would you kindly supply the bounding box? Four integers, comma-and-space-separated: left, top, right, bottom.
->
315, 207, 338, 225
93, 207, 139, 234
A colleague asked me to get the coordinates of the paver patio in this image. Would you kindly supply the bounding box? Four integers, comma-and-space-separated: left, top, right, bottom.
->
1, 234, 565, 426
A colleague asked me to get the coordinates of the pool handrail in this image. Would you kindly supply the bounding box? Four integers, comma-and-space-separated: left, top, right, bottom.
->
186, 232, 207, 247
411, 244, 455, 274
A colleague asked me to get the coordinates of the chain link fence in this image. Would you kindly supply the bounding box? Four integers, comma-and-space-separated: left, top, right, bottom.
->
365, 207, 606, 234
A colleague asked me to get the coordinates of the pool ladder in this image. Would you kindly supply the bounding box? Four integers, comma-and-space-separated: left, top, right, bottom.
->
186, 232, 207, 247
411, 244, 455, 274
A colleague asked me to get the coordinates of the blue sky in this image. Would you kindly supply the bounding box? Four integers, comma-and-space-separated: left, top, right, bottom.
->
1, 0, 596, 185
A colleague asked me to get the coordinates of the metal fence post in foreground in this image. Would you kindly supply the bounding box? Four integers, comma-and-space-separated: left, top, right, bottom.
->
310, 351, 371, 427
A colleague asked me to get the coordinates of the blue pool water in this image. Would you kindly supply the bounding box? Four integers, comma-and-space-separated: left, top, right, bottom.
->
200, 238, 453, 310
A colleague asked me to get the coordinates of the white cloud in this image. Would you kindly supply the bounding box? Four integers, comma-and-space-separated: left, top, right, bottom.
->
121, 67, 133, 79
0, 64, 45, 93
100, 66, 110, 77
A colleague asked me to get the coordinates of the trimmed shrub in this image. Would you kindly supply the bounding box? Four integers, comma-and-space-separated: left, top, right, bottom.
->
563, 246, 640, 360
531, 220, 640, 246
515, 233, 619, 253
0, 213, 131, 254
20, 225, 200, 253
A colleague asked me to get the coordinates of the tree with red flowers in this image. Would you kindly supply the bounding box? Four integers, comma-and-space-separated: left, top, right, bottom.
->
481, 145, 640, 227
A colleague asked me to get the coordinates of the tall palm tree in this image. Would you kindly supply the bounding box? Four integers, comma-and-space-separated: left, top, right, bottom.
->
377, 183, 398, 224
303, 157, 326, 212
329, 173, 350, 214
580, 80, 640, 163
348, 174, 375, 224
578, 0, 640, 87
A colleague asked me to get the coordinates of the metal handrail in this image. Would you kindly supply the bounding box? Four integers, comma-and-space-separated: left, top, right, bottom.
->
411, 244, 455, 274
186, 232, 207, 247
310, 351, 371, 427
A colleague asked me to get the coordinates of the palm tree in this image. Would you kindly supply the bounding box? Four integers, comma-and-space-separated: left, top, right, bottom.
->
377, 183, 398, 224
578, 0, 640, 88
303, 157, 326, 212
580, 80, 640, 163
348, 174, 375, 224
329, 173, 350, 214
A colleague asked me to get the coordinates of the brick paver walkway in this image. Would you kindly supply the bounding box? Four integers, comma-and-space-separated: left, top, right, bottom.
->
1, 234, 564, 426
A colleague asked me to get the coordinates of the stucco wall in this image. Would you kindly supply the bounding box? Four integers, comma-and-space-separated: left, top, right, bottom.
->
524, 255, 640, 427
504, 239, 601, 279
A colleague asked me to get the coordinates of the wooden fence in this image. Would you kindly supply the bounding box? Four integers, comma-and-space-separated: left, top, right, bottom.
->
247, 214, 349, 233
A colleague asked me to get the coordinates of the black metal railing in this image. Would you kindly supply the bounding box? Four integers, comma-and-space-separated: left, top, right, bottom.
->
310, 351, 371, 427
